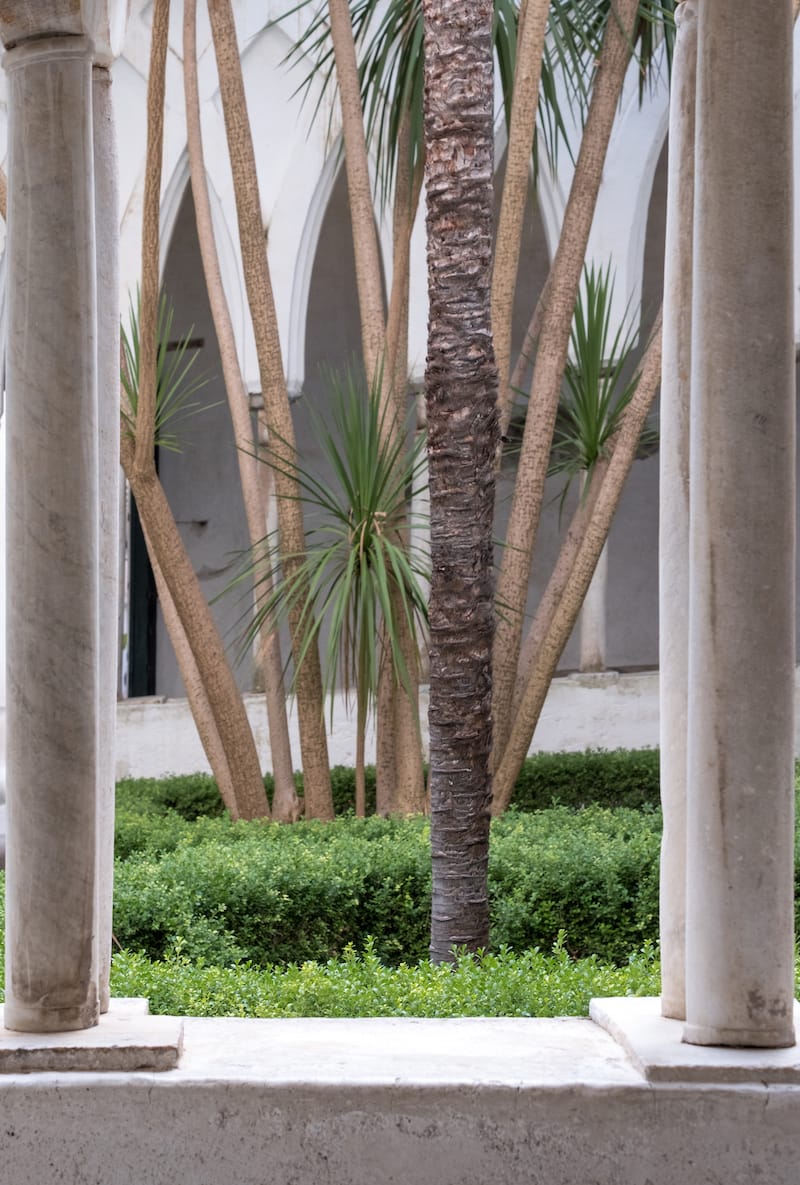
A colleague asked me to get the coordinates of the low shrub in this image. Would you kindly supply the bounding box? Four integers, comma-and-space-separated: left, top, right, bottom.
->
510, 749, 660, 812
108, 939, 663, 1018
111, 807, 662, 968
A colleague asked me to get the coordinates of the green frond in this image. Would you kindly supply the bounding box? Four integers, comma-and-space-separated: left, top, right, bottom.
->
548, 261, 658, 494
120, 289, 212, 453
235, 364, 429, 726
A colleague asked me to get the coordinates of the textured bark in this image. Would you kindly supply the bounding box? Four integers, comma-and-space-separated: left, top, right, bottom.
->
121, 443, 270, 819
507, 270, 550, 403
493, 313, 663, 812
492, 0, 641, 765
184, 0, 299, 822
131, 0, 169, 484
382, 113, 426, 816
327, 0, 386, 385
510, 457, 607, 713
424, 0, 498, 961
142, 518, 238, 816
208, 0, 333, 819
123, 0, 269, 822
492, 0, 551, 434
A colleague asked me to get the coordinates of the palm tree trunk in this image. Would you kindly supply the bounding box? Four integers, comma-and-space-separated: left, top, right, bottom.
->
122, 448, 270, 819
208, 0, 333, 819
142, 519, 239, 817
492, 0, 641, 766
492, 0, 551, 433
183, 0, 298, 822
492, 313, 663, 812
510, 457, 607, 710
126, 0, 269, 822
424, 0, 498, 961
327, 0, 386, 385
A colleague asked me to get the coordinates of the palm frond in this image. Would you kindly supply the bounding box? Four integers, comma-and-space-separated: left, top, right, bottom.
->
235, 365, 429, 726
120, 290, 211, 452
548, 260, 658, 495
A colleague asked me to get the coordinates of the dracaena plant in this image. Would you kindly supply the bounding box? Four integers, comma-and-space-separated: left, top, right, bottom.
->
233, 366, 430, 815
120, 290, 210, 452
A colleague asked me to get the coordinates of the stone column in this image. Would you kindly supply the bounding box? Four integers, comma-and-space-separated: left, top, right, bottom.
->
658, 0, 696, 1023
684, 0, 795, 1047
93, 62, 119, 1016
3, 35, 100, 1032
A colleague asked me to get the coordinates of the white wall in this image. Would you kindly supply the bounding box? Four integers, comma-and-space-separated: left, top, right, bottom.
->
0, 1015, 798, 1185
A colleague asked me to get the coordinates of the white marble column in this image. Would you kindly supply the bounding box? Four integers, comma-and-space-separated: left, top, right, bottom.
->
3, 35, 100, 1032
684, 0, 795, 1047
658, 0, 696, 1023
93, 62, 119, 1017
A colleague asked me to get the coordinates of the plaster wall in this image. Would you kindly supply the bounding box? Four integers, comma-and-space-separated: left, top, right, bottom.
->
0, 1016, 798, 1185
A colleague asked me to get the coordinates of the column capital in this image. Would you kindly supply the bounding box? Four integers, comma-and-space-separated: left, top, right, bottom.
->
0, 1, 129, 64
3, 34, 93, 74
675, 0, 698, 28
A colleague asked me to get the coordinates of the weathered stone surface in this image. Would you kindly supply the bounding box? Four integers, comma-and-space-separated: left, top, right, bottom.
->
592, 996, 800, 1083
684, 0, 796, 1049
0, 1000, 182, 1073
3, 32, 100, 1034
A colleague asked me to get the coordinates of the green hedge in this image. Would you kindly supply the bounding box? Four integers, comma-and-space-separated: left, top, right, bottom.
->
108, 940, 662, 1018
110, 806, 662, 968
115, 748, 661, 852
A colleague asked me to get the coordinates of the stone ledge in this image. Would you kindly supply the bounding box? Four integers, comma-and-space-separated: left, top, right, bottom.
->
590, 995, 800, 1083
0, 998, 183, 1073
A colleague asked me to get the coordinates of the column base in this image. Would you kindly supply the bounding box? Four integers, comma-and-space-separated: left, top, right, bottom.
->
591, 996, 800, 1082
0, 998, 183, 1072
683, 1021, 795, 1049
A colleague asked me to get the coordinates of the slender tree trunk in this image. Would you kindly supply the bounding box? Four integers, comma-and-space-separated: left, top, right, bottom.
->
326, 13, 426, 813
492, 0, 551, 436
578, 471, 607, 671
492, 313, 663, 812
511, 457, 608, 709
125, 0, 269, 821
327, 0, 386, 384
379, 113, 426, 815
142, 518, 238, 816
183, 0, 298, 821
208, 0, 333, 819
424, 0, 498, 961
492, 0, 641, 765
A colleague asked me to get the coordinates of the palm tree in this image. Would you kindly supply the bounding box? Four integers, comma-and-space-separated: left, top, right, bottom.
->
207, 0, 334, 819
183, 0, 299, 822
547, 262, 657, 671
423, 0, 498, 961
239, 372, 429, 817
122, 0, 269, 821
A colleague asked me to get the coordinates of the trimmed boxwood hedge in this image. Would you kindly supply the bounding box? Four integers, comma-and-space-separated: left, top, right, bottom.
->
115, 747, 661, 833
108, 806, 662, 968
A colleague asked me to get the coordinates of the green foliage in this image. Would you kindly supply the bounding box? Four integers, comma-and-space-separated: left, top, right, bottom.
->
120, 290, 210, 452
111, 807, 662, 968
236, 372, 428, 748
112, 815, 434, 967
510, 748, 661, 812
115, 749, 659, 838
548, 262, 657, 497
490, 806, 660, 963
108, 939, 662, 1019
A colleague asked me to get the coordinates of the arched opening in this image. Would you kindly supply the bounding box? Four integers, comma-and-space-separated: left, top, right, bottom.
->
127, 184, 253, 697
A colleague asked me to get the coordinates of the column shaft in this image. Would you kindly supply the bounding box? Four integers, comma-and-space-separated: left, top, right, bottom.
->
685, 0, 796, 1047
4, 35, 99, 1032
93, 64, 119, 1016
658, 0, 696, 1022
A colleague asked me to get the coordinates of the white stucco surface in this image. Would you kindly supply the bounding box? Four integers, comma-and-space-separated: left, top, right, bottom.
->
0, 1012, 799, 1184
111, 671, 664, 781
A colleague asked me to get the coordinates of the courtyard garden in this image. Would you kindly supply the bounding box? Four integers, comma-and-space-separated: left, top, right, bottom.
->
2, 748, 797, 1019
